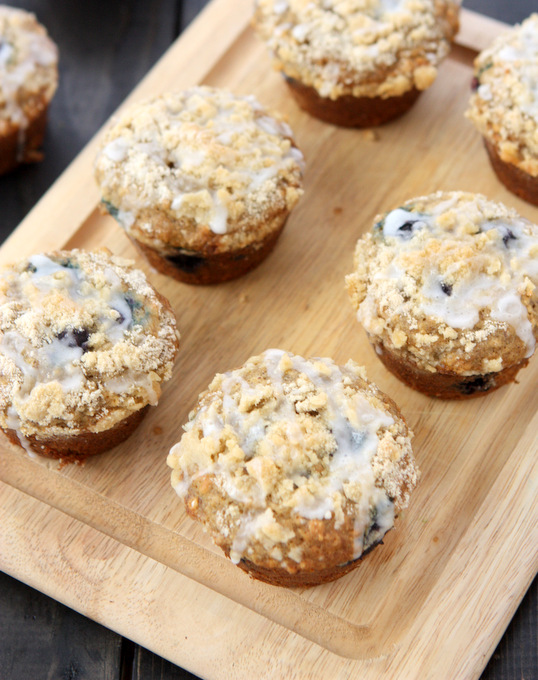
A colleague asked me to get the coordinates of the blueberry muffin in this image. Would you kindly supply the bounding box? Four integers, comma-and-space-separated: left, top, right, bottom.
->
346, 191, 538, 398
0, 5, 58, 174
167, 349, 418, 587
466, 14, 538, 206
94, 87, 304, 285
0, 249, 179, 462
252, 0, 460, 127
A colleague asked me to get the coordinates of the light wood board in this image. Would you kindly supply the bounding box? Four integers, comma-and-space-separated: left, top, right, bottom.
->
0, 3, 537, 678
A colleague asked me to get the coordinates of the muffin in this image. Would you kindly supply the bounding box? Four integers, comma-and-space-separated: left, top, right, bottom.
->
252, 0, 460, 127
0, 249, 179, 462
167, 349, 418, 587
346, 191, 538, 399
466, 14, 538, 206
94, 87, 304, 285
0, 6, 58, 174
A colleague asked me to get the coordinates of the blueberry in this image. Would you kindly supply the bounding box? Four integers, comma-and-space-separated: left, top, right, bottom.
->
125, 294, 142, 314
58, 258, 77, 269
121, 294, 145, 325
368, 507, 379, 533
363, 505, 388, 549
502, 228, 516, 247
440, 281, 453, 296
101, 199, 119, 220
46, 254, 77, 270
480, 221, 518, 248
380, 208, 430, 241
458, 374, 495, 395
57, 328, 90, 352
166, 251, 205, 274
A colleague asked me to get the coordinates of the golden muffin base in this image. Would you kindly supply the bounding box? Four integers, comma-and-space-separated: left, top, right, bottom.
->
2, 405, 149, 463
203, 496, 389, 588
484, 139, 538, 207
133, 218, 287, 285
372, 340, 529, 399
0, 102, 49, 175
235, 537, 384, 587
285, 76, 421, 128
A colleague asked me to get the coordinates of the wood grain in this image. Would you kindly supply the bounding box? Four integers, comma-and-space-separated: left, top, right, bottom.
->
0, 4, 536, 679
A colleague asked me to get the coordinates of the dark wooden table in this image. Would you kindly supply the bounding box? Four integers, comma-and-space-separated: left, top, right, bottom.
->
0, 1, 536, 678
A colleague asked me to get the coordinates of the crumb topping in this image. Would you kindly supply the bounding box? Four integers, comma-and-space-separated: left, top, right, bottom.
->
346, 191, 538, 374
167, 349, 417, 566
466, 14, 538, 177
94, 87, 304, 252
0, 6, 58, 128
253, 0, 460, 99
0, 249, 179, 441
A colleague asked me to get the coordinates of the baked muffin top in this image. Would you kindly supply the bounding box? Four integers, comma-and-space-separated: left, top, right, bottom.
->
94, 87, 304, 253
253, 0, 460, 100
466, 14, 538, 177
346, 191, 538, 375
167, 349, 417, 569
0, 249, 179, 440
0, 6, 58, 130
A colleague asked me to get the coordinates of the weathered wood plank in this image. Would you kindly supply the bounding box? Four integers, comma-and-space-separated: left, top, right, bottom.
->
132, 645, 200, 680
465, 0, 537, 25
180, 0, 212, 29
0, 571, 122, 680
482, 577, 538, 680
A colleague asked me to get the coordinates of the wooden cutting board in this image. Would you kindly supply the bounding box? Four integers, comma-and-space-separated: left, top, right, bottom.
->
0, 2, 536, 678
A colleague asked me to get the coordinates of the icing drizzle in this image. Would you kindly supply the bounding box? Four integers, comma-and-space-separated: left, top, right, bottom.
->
169, 349, 403, 564
370, 196, 538, 358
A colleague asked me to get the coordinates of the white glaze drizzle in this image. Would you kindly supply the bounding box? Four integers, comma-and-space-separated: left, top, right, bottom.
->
103, 136, 129, 162
97, 88, 304, 235
373, 206, 538, 357
421, 272, 535, 356
173, 349, 396, 563
208, 191, 228, 235
381, 208, 431, 240
0, 254, 142, 448
495, 18, 538, 121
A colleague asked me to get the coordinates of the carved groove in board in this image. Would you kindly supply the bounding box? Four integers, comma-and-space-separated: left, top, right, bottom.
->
0, 446, 379, 660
